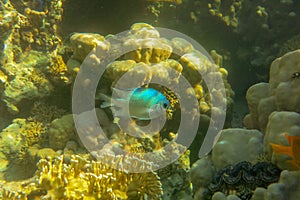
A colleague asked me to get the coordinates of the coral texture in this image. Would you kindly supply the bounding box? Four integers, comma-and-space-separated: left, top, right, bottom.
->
2, 155, 163, 200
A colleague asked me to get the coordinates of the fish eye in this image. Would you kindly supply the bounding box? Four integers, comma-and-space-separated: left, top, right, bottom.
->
163, 103, 168, 108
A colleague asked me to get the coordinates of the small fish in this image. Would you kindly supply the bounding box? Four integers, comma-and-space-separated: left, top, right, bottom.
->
99, 88, 170, 120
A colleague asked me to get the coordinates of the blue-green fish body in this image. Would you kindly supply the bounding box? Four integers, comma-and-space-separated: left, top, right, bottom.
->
100, 88, 170, 120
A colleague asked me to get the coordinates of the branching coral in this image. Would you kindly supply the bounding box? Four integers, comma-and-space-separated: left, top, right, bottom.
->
2, 154, 163, 200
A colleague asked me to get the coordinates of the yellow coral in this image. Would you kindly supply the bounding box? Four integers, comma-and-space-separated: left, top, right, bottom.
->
2, 154, 163, 199
30, 101, 66, 124
163, 86, 179, 119
0, 70, 8, 83
207, 0, 241, 27
23, 120, 45, 146
48, 52, 70, 83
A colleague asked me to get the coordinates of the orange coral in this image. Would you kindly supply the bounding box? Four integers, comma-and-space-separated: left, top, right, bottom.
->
270, 134, 300, 170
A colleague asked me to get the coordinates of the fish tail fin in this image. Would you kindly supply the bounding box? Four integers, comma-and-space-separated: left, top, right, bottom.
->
100, 101, 111, 108
97, 93, 113, 108
97, 93, 129, 118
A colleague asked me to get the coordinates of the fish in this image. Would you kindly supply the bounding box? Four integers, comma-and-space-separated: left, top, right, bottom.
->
270, 133, 300, 170
99, 87, 170, 120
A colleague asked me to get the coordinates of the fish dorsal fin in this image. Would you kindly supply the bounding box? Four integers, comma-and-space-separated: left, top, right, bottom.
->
112, 87, 135, 99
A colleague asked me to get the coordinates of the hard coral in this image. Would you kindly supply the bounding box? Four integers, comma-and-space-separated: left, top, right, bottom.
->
0, 118, 45, 164
270, 133, 300, 170
2, 154, 163, 200
0, 0, 64, 114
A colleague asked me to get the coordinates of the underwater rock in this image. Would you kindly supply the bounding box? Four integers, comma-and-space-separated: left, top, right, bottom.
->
256, 96, 276, 134
158, 150, 193, 200
251, 170, 300, 200
264, 111, 300, 170
269, 50, 300, 112
70, 32, 108, 62
191, 156, 216, 200
212, 192, 227, 200
212, 128, 264, 170
66, 57, 81, 74
244, 49, 300, 133
48, 114, 75, 150
251, 187, 267, 200
0, 118, 45, 164
227, 195, 242, 200
0, 0, 64, 114
1, 51, 53, 114
190, 157, 215, 189
243, 50, 300, 171
245, 83, 269, 130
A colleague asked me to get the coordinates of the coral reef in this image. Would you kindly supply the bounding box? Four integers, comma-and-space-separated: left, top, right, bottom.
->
190, 128, 268, 200
69, 22, 234, 162
2, 154, 163, 200
244, 50, 300, 132
207, 0, 241, 27
251, 170, 300, 200
158, 150, 192, 199
280, 34, 300, 56
0, 0, 68, 114
48, 114, 75, 150
211, 128, 264, 170
270, 134, 300, 170
242, 50, 300, 171
263, 111, 300, 171
0, 118, 45, 164
192, 49, 300, 199
2, 0, 299, 198
204, 161, 281, 200
183, 0, 300, 83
